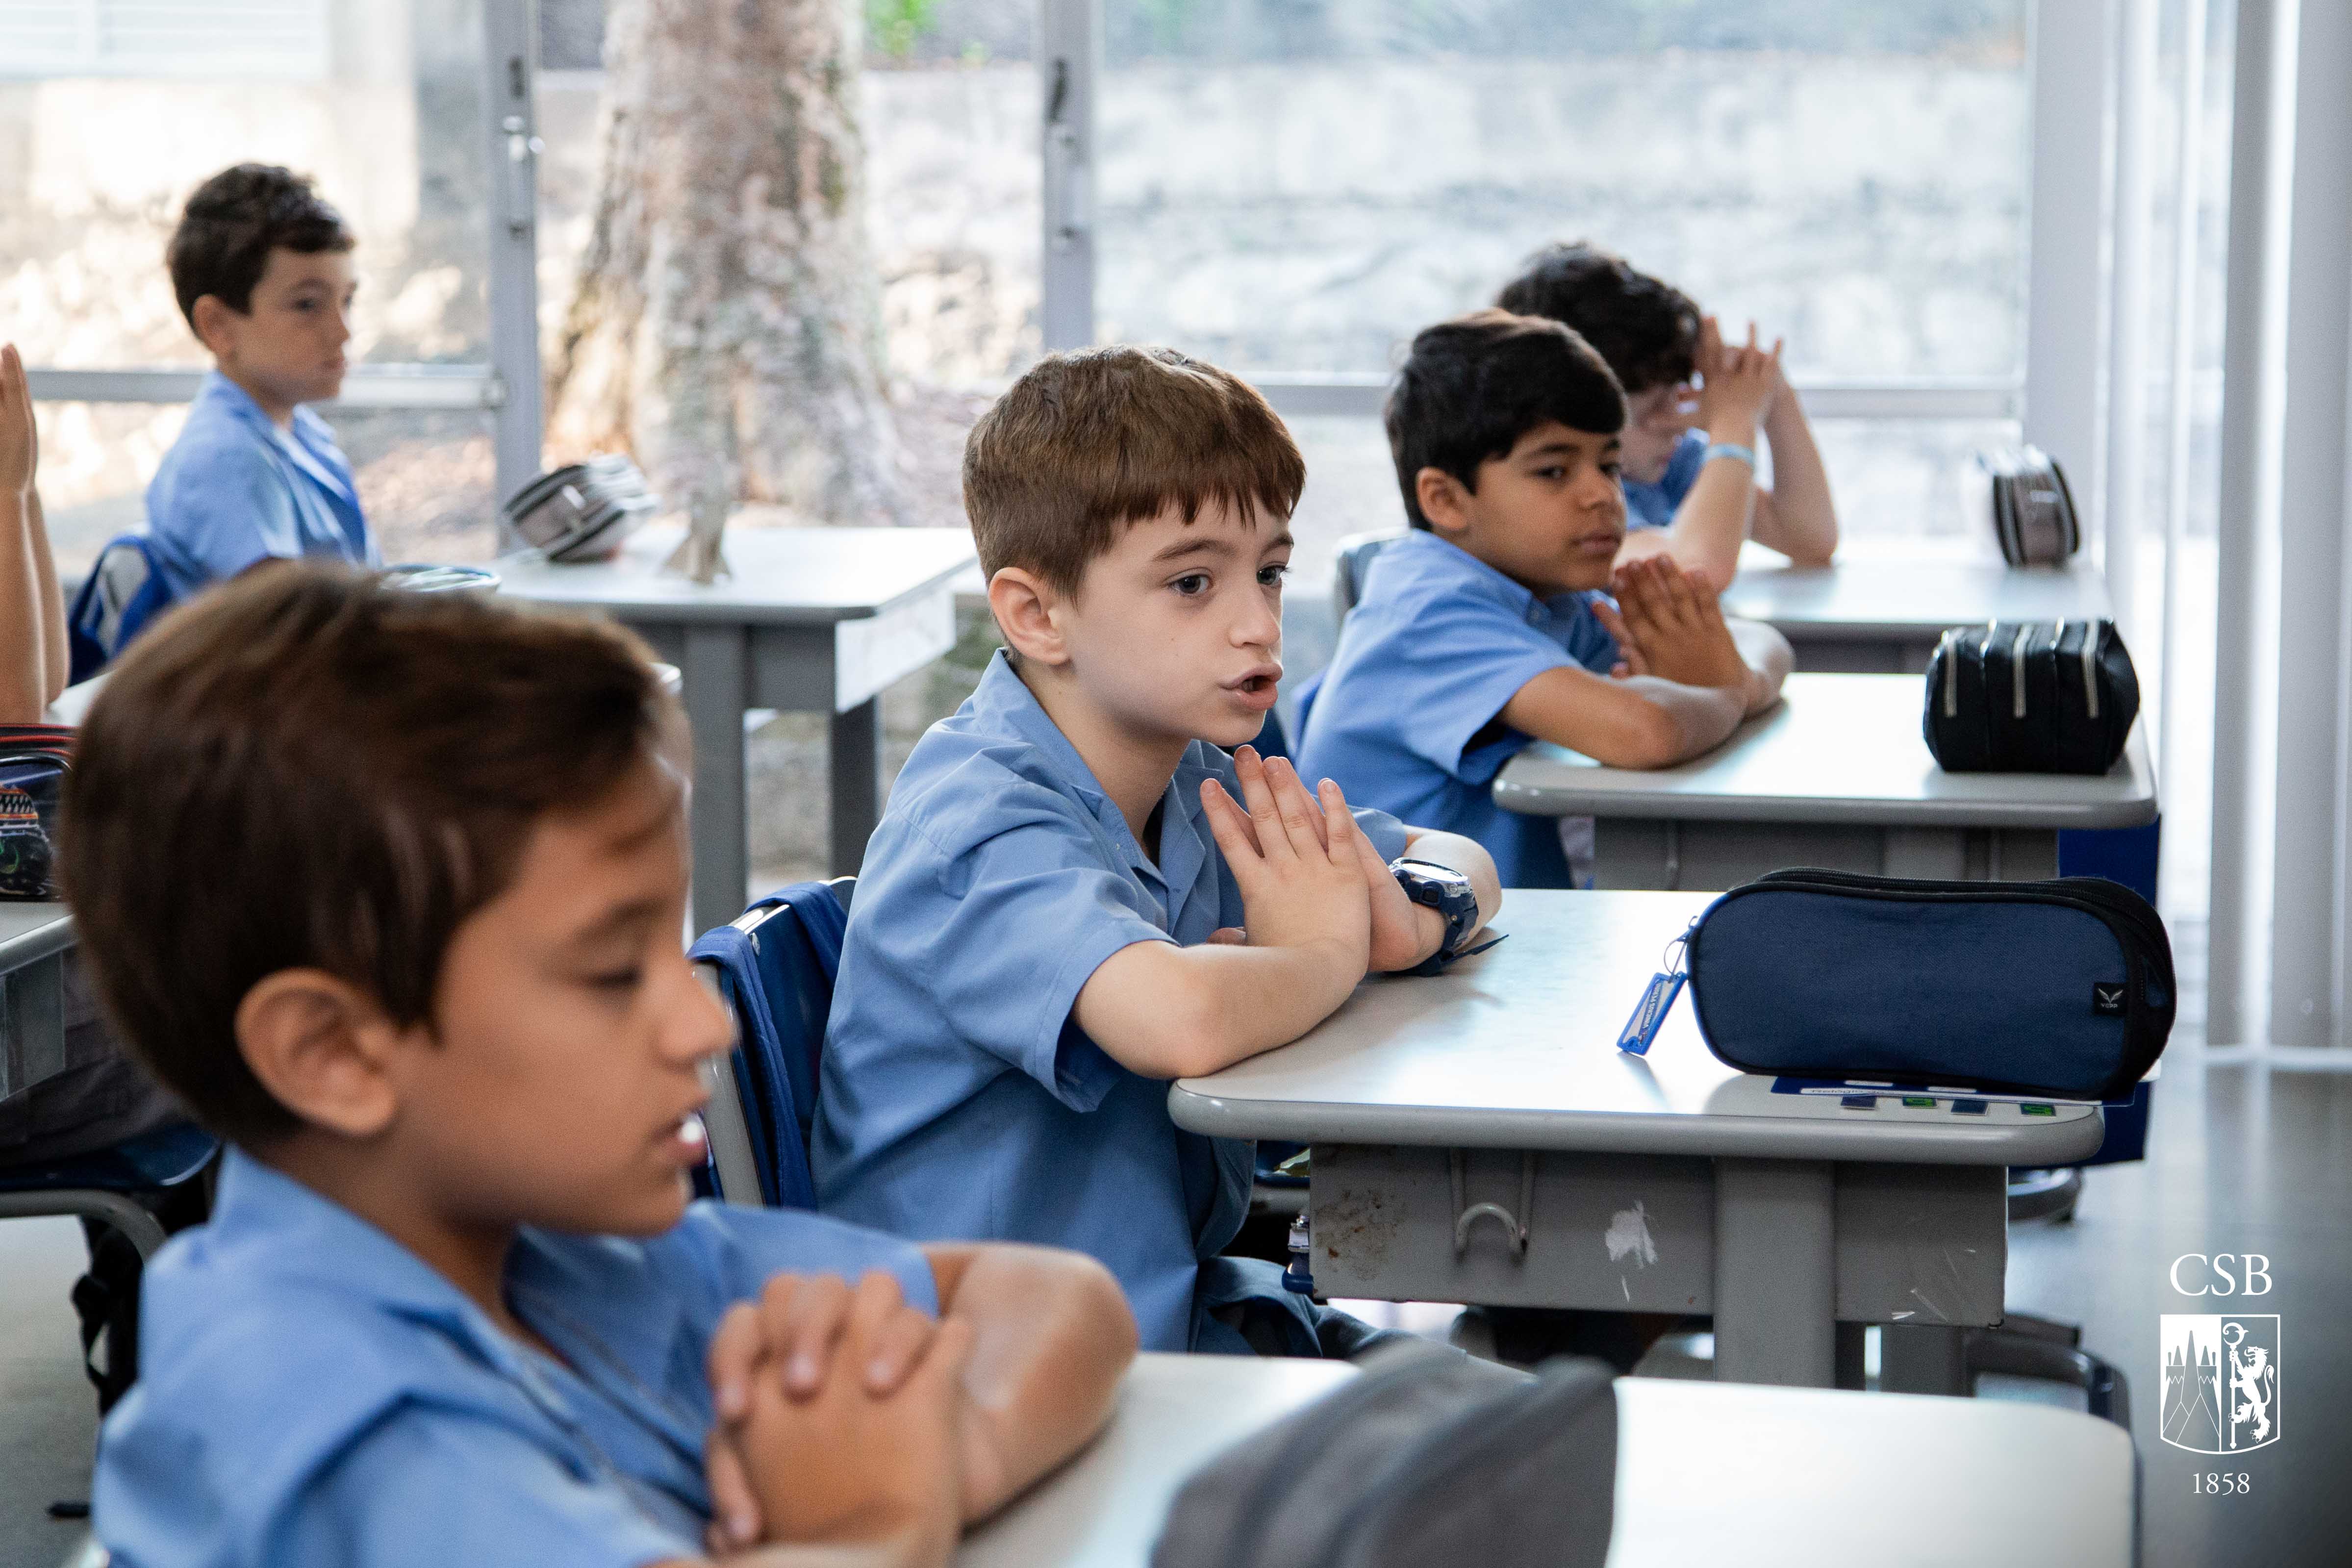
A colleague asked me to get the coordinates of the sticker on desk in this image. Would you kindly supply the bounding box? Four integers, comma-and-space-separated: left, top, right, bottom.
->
1769, 1076, 2105, 1109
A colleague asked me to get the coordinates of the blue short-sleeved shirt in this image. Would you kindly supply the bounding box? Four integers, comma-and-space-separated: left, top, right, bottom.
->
813, 652, 1405, 1352
1621, 428, 1708, 531
95, 1149, 935, 1568
1295, 531, 1618, 890
145, 372, 376, 602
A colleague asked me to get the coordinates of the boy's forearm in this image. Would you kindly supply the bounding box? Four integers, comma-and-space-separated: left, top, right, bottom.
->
1659, 418, 1756, 588
1755, 398, 1838, 564
1612, 675, 1744, 763
28, 490, 64, 703
925, 1243, 1137, 1522
0, 492, 47, 722
1074, 938, 1360, 1080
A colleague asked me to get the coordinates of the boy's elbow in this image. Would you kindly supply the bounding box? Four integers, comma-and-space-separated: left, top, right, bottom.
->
1593, 705, 1687, 770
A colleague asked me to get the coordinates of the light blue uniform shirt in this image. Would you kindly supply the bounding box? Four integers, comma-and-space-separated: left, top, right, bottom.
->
145, 371, 376, 602
94, 1149, 934, 1568
1296, 530, 1618, 890
813, 652, 1405, 1353
1622, 428, 1708, 531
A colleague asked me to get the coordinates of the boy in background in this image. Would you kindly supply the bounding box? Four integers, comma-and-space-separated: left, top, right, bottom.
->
145, 164, 375, 604
1497, 241, 1837, 587
815, 347, 1501, 1358
69, 567, 1133, 1567
1297, 311, 1792, 889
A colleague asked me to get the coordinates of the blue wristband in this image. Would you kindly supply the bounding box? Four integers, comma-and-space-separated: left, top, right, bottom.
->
1703, 441, 1757, 469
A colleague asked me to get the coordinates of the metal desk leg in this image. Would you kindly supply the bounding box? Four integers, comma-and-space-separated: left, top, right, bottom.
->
830, 698, 884, 876
1881, 1324, 1972, 1395
1713, 1158, 1836, 1387
685, 624, 751, 936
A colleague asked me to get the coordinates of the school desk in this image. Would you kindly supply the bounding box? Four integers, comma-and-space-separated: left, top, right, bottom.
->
0, 904, 73, 1101
1719, 539, 2114, 674
1491, 672, 2158, 888
1167, 891, 2104, 1390
955, 1354, 2135, 1568
496, 523, 975, 932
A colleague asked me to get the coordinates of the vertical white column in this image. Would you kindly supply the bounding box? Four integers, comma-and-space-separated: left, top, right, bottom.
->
2024, 0, 2120, 538
1037, 0, 1099, 352
2102, 0, 2157, 638
2263, 0, 2352, 1048
2207, 0, 2297, 1047
2156, 0, 2208, 784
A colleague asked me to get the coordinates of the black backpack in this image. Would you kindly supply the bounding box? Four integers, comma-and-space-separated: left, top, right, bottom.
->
1923, 619, 2139, 775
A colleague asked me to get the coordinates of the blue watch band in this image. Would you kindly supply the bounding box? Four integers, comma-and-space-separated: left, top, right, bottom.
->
1703, 441, 1758, 469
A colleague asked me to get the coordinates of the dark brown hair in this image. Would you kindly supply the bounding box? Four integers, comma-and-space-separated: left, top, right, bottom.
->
1387, 310, 1626, 530
962, 346, 1306, 591
1495, 242, 1701, 395
166, 163, 354, 331
60, 564, 672, 1146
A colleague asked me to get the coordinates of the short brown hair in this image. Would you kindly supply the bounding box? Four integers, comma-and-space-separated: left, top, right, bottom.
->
167, 163, 354, 331
60, 564, 673, 1146
962, 346, 1306, 590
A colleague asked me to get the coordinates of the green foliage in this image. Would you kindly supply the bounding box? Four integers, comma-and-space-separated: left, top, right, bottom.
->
869, 0, 941, 59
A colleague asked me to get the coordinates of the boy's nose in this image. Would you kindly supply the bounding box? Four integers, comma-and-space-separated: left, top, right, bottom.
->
1230, 595, 1281, 649
665, 961, 737, 1066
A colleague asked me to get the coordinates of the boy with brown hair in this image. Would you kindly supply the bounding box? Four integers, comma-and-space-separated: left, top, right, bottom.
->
145, 164, 375, 606
813, 346, 1502, 1357
68, 566, 1134, 1568
1497, 241, 1838, 587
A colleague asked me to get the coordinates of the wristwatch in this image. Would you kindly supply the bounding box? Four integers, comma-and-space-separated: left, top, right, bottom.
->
1389, 858, 1481, 976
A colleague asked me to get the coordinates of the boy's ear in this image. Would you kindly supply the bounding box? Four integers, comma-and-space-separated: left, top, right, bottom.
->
1416, 467, 1473, 537
188, 294, 240, 359
234, 969, 407, 1140
986, 566, 1071, 667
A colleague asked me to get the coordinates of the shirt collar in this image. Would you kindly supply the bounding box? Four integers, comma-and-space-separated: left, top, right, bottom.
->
964, 651, 1216, 899
206, 1147, 546, 1391
1390, 529, 1594, 626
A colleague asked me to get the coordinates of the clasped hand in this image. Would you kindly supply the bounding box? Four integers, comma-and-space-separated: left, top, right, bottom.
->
1592, 556, 1751, 694
1196, 746, 1441, 974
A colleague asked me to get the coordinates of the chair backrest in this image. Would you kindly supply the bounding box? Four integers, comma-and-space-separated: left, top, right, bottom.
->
687, 881, 851, 1208
67, 534, 175, 684
1331, 529, 1408, 622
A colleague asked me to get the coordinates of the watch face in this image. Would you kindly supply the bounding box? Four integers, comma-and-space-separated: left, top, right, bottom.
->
1395, 858, 1472, 891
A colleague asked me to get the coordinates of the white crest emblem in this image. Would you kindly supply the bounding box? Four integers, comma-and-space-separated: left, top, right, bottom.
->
2160, 1314, 2280, 1453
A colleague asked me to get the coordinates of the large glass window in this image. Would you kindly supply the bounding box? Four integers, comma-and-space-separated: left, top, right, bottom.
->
1093, 0, 2030, 384
3, 0, 499, 569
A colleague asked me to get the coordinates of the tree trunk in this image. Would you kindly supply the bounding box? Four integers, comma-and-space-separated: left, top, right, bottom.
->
547, 0, 902, 582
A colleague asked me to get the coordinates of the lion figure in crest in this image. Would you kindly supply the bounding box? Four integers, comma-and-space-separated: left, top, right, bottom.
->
2222, 1321, 2275, 1444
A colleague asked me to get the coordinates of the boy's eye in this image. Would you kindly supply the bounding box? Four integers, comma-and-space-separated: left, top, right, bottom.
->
1257, 563, 1290, 588
585, 967, 642, 993
1601, 462, 1623, 481
1171, 573, 1210, 597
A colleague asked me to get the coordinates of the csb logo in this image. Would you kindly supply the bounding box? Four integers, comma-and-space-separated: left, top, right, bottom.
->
2160, 1314, 2280, 1454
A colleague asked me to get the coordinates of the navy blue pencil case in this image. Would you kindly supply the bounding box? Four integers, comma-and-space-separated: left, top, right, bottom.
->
1683, 868, 2175, 1102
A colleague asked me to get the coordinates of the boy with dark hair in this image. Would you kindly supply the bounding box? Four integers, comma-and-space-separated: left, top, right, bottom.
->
67, 566, 1134, 1568
1497, 241, 1837, 586
814, 345, 1502, 1357
145, 163, 374, 603
1296, 310, 1792, 889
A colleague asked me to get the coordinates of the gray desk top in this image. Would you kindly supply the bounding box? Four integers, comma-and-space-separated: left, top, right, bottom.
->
1169, 891, 2102, 1164
1720, 540, 2111, 641
494, 523, 976, 626
1493, 673, 2158, 828
0, 902, 73, 976
958, 1353, 2132, 1568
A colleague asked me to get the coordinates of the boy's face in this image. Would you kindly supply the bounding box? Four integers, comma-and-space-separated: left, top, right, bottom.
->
1424, 420, 1626, 597
1619, 380, 1698, 484
197, 246, 356, 411
388, 760, 731, 1238
1056, 499, 1291, 751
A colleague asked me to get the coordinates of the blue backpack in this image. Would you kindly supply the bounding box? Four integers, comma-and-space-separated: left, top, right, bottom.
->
67, 534, 175, 683
687, 882, 849, 1209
